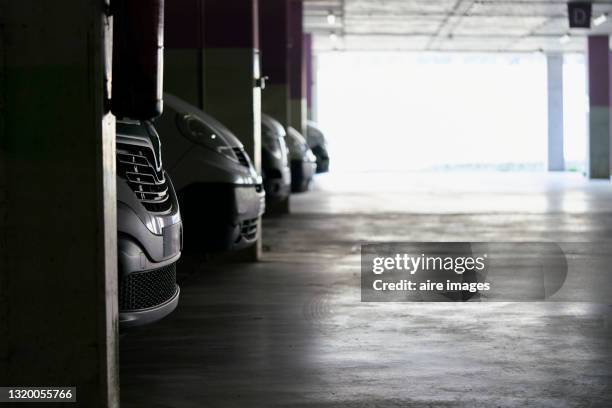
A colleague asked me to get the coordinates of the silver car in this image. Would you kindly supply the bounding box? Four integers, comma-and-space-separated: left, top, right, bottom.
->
286, 126, 317, 193
154, 93, 265, 252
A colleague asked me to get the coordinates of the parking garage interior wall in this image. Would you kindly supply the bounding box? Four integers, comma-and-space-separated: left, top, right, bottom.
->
164, 0, 205, 108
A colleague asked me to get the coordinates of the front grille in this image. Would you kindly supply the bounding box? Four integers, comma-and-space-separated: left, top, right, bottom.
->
119, 263, 177, 311
232, 147, 250, 167
239, 218, 258, 241
117, 143, 172, 213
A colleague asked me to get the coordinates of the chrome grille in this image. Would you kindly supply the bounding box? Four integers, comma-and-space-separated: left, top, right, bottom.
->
119, 263, 178, 311
240, 218, 258, 241
117, 143, 172, 213
232, 147, 250, 167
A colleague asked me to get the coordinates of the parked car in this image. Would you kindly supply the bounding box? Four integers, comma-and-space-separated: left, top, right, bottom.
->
286, 126, 317, 192
306, 121, 330, 173
261, 114, 291, 205
154, 93, 265, 252
116, 119, 182, 328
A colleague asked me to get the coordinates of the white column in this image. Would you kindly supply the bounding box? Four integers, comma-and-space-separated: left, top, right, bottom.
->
311, 53, 319, 122
546, 54, 565, 171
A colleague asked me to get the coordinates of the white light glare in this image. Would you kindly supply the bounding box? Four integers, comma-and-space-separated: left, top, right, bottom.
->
329, 32, 338, 42
594, 14, 608, 27
560, 34, 571, 44
327, 12, 336, 25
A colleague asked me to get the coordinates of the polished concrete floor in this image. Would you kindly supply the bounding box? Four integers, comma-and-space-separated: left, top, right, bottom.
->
121, 171, 612, 407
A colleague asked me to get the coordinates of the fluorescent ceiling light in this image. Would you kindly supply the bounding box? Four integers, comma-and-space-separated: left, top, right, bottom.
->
593, 13, 608, 26
327, 12, 336, 25
559, 34, 571, 44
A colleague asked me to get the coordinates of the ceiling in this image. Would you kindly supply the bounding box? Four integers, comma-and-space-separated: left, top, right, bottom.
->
304, 0, 612, 52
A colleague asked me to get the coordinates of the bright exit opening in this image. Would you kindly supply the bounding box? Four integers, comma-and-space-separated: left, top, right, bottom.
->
315, 52, 587, 173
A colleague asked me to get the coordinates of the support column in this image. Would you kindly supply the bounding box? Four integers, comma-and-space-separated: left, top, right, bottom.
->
260, 0, 291, 214
587, 36, 611, 179
202, 0, 262, 260
311, 52, 319, 123
260, 0, 290, 126
288, 0, 306, 136
546, 54, 565, 171
0, 1, 118, 406
304, 33, 316, 121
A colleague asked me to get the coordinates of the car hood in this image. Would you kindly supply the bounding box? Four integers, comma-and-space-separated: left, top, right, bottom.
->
163, 93, 244, 149
261, 113, 287, 142
286, 126, 315, 161
306, 121, 326, 149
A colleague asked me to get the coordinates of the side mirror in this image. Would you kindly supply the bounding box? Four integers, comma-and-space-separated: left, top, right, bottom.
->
111, 0, 164, 120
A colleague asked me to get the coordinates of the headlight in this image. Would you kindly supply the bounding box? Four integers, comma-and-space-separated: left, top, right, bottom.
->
306, 149, 317, 162
286, 135, 307, 158
178, 114, 237, 161
262, 134, 282, 159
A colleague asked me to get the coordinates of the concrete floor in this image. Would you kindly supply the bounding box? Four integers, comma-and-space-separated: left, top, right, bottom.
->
121, 171, 612, 407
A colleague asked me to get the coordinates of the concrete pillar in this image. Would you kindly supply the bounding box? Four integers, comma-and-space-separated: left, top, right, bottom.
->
202, 0, 262, 260
311, 52, 319, 123
260, 0, 291, 214
288, 0, 306, 136
304, 33, 315, 121
260, 0, 291, 127
587, 36, 611, 179
164, 0, 205, 108
546, 54, 565, 171
0, 1, 118, 406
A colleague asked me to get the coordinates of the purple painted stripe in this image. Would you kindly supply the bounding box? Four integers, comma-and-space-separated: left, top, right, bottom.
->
288, 0, 303, 99
165, 0, 204, 49
587, 36, 610, 107
259, 0, 289, 84
203, 0, 258, 49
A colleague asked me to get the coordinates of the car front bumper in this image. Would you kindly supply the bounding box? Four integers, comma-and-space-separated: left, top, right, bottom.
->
119, 281, 180, 329
117, 176, 183, 329
179, 182, 265, 252
263, 166, 291, 203
290, 160, 317, 192
117, 232, 182, 329
311, 145, 330, 173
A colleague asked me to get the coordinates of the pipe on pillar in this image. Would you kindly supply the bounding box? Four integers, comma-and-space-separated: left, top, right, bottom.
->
0, 1, 118, 405
288, 0, 306, 136
587, 36, 611, 179
202, 0, 263, 260
546, 54, 565, 171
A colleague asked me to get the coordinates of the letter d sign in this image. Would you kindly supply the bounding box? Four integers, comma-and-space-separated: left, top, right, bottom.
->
568, 2, 592, 29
